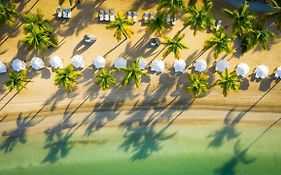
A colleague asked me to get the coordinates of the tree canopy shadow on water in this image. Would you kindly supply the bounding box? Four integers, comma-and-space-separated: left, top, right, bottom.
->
0, 107, 45, 153
215, 117, 281, 175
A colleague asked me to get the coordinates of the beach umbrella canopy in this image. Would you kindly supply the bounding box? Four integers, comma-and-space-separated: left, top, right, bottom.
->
216, 59, 229, 72
236, 63, 249, 77
173, 59, 186, 73
194, 59, 207, 72
275, 66, 281, 78
114, 57, 127, 69
0, 61, 7, 73
49, 56, 63, 69
139, 57, 147, 70
255, 65, 269, 79
11, 59, 26, 72
151, 59, 165, 73
31, 57, 45, 70
93, 56, 105, 69
71, 55, 84, 69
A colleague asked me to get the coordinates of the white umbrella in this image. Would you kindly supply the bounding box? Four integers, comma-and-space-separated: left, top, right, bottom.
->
0, 61, 7, 73
173, 59, 186, 73
31, 57, 45, 70
275, 66, 281, 78
236, 63, 249, 77
93, 56, 105, 69
11, 59, 25, 72
151, 59, 165, 73
139, 57, 147, 70
255, 65, 269, 79
114, 57, 127, 69
194, 59, 207, 72
49, 55, 63, 69
216, 59, 229, 72
71, 55, 84, 69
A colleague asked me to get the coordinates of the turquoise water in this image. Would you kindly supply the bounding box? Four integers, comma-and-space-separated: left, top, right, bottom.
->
0, 120, 281, 175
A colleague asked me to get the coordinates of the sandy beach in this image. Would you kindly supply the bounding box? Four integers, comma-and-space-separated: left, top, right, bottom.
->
0, 0, 281, 118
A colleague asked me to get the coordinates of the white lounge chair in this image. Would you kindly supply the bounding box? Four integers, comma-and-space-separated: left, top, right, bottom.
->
67, 9, 72, 19
216, 20, 222, 30
109, 10, 115, 21
143, 12, 149, 23
166, 14, 171, 24
99, 10, 104, 21
62, 8, 68, 18
104, 10, 109, 21
57, 7, 62, 18
172, 15, 177, 26
133, 11, 137, 22
149, 12, 154, 20
127, 11, 132, 20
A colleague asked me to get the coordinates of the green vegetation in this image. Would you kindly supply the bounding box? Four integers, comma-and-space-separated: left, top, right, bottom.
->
106, 12, 134, 41
184, 1, 214, 35
215, 69, 241, 97
147, 12, 170, 36
204, 28, 234, 59
95, 68, 116, 90
120, 58, 147, 88
162, 32, 188, 59
4, 70, 30, 92
186, 72, 209, 98
0, 1, 17, 27
158, 0, 186, 17
54, 65, 81, 91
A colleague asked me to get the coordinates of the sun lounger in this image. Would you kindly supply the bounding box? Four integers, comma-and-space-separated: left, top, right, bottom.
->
99, 10, 104, 21
149, 12, 154, 20
172, 15, 176, 26
127, 11, 132, 20
216, 20, 222, 30
166, 14, 171, 24
104, 10, 109, 21
143, 12, 149, 23
57, 7, 62, 18
62, 8, 68, 18
109, 10, 115, 21
67, 9, 71, 18
133, 11, 137, 22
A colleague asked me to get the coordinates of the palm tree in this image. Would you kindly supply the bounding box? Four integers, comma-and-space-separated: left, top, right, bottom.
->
22, 26, 58, 54
23, 9, 52, 34
106, 12, 134, 42
186, 72, 209, 98
0, 2, 18, 27
120, 58, 147, 88
204, 28, 234, 59
215, 69, 241, 97
158, 0, 186, 18
147, 12, 170, 36
54, 65, 81, 91
162, 32, 188, 59
184, 1, 214, 35
95, 68, 116, 90
266, 0, 281, 29
5, 70, 30, 92
223, 0, 255, 36
240, 24, 275, 53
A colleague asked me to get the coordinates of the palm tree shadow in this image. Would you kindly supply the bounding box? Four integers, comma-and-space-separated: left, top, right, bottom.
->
208, 109, 241, 148
0, 106, 46, 153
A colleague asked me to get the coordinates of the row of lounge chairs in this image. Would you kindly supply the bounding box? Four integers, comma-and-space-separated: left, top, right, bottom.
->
99, 10, 115, 22
56, 8, 72, 19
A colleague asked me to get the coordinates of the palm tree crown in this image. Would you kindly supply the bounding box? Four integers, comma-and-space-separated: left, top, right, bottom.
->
223, 0, 255, 36
0, 2, 17, 27
216, 69, 241, 97
184, 1, 214, 35
204, 28, 234, 58
95, 68, 116, 90
266, 0, 281, 29
186, 72, 209, 98
147, 12, 170, 36
54, 65, 81, 91
5, 70, 30, 92
120, 58, 147, 88
106, 12, 134, 42
158, 0, 186, 17
23, 9, 52, 33
162, 32, 188, 59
